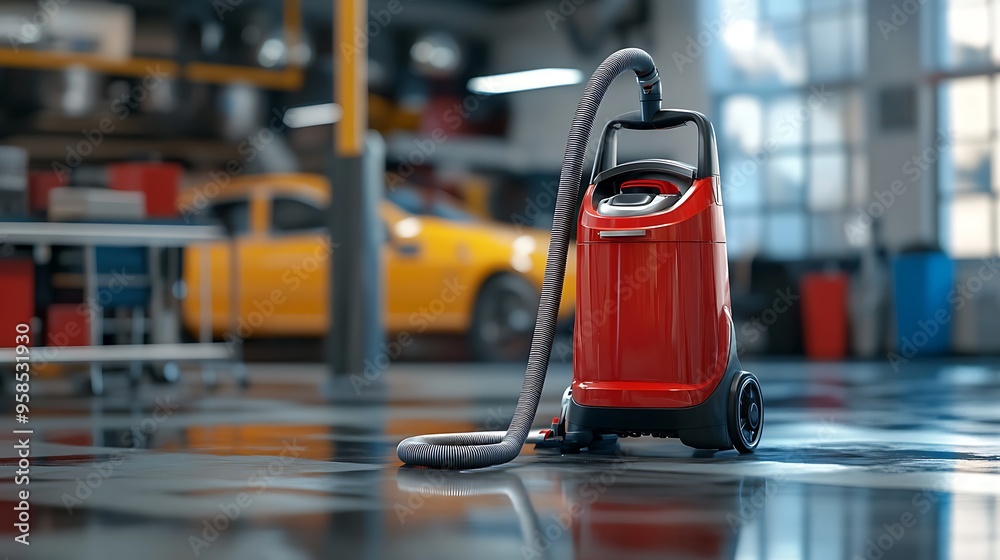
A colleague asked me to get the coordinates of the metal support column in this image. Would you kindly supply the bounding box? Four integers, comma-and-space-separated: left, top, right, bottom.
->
327, 0, 382, 382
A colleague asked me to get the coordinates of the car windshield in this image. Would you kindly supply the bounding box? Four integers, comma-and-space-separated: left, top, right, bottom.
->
386, 188, 475, 222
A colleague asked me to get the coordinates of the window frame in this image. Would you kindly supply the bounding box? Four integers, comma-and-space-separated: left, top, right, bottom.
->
929, 0, 1000, 257
709, 0, 867, 259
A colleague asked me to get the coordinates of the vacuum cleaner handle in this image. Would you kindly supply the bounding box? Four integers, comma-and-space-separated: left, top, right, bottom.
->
591, 109, 720, 182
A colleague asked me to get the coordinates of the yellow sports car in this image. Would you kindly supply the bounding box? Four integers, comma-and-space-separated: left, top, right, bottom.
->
180, 174, 575, 361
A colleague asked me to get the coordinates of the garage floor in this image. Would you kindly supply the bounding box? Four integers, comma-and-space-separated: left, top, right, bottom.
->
3, 360, 1000, 560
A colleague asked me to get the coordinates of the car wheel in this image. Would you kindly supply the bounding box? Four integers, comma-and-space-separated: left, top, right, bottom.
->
469, 274, 538, 361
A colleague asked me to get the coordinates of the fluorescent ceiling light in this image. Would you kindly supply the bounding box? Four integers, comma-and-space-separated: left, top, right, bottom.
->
467, 68, 584, 95
283, 103, 343, 128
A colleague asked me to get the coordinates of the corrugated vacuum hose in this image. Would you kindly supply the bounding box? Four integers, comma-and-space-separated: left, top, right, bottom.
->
396, 48, 662, 469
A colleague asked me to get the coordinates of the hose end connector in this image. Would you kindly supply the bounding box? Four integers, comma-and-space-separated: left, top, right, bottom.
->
636, 67, 661, 122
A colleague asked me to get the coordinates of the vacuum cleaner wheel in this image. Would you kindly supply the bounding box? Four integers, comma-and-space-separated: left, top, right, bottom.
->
729, 372, 763, 454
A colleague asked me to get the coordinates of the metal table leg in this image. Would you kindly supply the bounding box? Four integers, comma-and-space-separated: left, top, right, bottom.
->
228, 236, 244, 388
128, 306, 143, 388
199, 244, 215, 387
84, 244, 103, 396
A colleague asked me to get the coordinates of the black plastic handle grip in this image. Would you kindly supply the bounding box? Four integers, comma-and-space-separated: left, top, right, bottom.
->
590, 109, 720, 182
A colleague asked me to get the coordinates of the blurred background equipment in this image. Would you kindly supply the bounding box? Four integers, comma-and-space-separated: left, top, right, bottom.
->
0, 0, 994, 379
0, 146, 28, 216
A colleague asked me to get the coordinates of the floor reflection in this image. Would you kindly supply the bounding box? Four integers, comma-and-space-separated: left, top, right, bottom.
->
0, 360, 997, 559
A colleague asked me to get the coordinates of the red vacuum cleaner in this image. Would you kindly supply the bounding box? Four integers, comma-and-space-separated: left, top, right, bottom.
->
398, 48, 763, 469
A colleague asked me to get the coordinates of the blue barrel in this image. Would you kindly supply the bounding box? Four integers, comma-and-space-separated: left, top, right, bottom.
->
95, 247, 150, 308
892, 252, 954, 356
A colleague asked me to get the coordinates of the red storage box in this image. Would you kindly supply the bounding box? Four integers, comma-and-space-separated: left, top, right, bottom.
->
800, 272, 849, 360
28, 170, 66, 214
0, 259, 34, 347
46, 304, 89, 347
107, 162, 181, 218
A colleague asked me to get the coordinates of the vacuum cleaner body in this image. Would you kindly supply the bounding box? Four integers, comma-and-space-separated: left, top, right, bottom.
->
562, 109, 763, 453
398, 49, 760, 470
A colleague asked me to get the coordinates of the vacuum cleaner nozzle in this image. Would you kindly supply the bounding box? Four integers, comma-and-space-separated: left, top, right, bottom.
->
636, 67, 661, 122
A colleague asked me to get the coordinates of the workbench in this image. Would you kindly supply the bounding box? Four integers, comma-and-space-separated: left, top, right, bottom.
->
0, 221, 243, 394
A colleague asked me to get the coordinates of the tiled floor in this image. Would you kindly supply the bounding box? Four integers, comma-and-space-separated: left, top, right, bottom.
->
2, 359, 999, 559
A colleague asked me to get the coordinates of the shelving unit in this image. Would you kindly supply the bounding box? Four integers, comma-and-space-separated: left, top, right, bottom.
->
0, 48, 304, 91
0, 0, 308, 393
0, 222, 242, 395
0, 0, 303, 91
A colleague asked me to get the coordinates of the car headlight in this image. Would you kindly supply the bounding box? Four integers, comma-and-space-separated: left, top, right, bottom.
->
510, 235, 537, 273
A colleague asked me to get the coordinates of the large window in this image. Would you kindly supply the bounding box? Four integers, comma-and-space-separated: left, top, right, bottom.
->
933, 0, 1000, 257
708, 0, 867, 259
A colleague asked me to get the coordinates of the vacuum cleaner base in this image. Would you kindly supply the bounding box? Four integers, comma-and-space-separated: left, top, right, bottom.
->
565, 366, 739, 451
534, 327, 763, 454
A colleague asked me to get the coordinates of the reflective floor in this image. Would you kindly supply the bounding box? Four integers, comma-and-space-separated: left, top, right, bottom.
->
2, 359, 1000, 560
